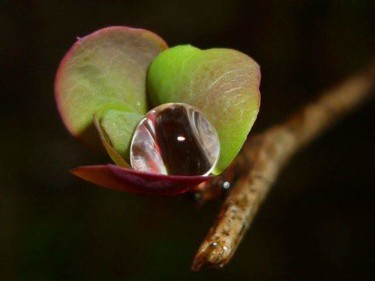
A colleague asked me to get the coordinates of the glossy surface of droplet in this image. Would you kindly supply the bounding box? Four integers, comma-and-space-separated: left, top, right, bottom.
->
130, 103, 220, 176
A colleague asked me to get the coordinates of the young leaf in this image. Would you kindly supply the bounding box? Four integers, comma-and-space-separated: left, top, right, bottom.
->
55, 26, 167, 149
100, 109, 144, 160
93, 114, 130, 168
147, 45, 261, 174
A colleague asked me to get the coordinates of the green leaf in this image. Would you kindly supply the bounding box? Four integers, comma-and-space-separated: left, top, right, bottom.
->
100, 109, 144, 160
147, 45, 261, 174
93, 114, 130, 168
55, 26, 167, 149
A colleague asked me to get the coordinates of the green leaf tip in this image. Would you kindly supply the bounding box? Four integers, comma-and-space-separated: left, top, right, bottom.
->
93, 114, 130, 168
100, 109, 143, 160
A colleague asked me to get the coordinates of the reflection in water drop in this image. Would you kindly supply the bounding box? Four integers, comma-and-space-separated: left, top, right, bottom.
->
130, 103, 220, 176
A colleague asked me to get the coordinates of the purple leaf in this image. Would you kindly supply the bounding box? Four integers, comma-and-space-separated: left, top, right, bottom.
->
71, 164, 213, 196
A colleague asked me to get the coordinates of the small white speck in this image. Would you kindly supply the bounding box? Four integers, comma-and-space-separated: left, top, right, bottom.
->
223, 181, 230, 189
177, 136, 186, 141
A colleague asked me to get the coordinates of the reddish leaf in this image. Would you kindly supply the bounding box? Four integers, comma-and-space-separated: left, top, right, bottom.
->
71, 164, 212, 196
55, 26, 167, 149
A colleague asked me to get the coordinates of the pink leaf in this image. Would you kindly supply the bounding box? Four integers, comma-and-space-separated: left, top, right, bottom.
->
71, 164, 212, 196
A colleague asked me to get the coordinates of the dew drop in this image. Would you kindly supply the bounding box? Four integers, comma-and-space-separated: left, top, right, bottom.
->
223, 181, 231, 189
130, 103, 220, 176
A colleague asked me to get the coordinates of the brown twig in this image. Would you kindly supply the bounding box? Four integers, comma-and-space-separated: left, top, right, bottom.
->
192, 61, 375, 271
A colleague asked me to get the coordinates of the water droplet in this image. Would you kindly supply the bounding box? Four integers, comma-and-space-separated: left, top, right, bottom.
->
130, 103, 220, 176
223, 181, 231, 189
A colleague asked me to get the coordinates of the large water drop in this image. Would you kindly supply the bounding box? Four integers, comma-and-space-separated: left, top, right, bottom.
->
130, 103, 220, 176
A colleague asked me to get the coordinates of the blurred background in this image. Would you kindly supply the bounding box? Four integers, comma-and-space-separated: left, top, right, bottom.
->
1, 0, 374, 280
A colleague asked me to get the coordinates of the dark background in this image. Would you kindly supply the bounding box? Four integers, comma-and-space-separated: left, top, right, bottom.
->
1, 0, 374, 280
